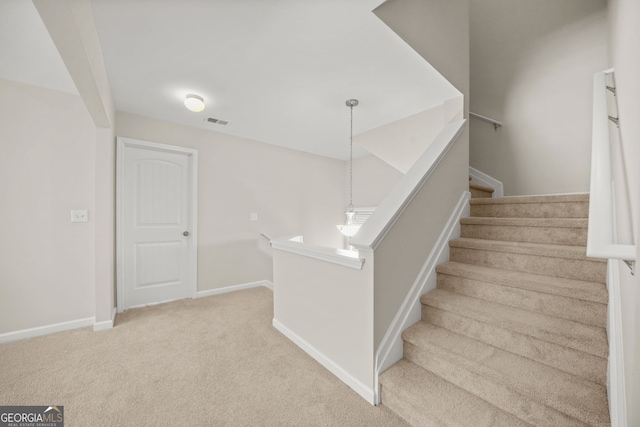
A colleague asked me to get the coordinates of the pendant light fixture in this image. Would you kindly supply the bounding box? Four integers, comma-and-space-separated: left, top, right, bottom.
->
337, 99, 360, 238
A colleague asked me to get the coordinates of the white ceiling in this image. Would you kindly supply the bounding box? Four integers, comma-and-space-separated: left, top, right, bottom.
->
2, 0, 459, 160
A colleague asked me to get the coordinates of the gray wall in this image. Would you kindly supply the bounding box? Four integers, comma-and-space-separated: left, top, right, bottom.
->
470, 0, 608, 196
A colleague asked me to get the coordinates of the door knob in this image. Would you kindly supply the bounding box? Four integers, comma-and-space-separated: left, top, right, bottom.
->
183, 231, 190, 236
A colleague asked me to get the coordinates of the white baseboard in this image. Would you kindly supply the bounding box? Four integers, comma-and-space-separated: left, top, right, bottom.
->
93, 307, 117, 331
273, 318, 375, 405
606, 260, 628, 427
196, 280, 273, 298
469, 166, 504, 198
373, 191, 471, 404
0, 316, 95, 345
2, 280, 275, 344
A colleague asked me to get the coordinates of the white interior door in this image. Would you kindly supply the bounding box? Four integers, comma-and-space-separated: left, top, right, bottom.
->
117, 138, 198, 312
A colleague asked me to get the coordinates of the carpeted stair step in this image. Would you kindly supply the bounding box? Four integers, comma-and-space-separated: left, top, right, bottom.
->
436, 264, 606, 328
380, 359, 532, 427
449, 238, 607, 283
470, 194, 589, 218
436, 262, 607, 304
469, 177, 495, 199
422, 305, 607, 386
402, 322, 609, 426
460, 217, 588, 246
421, 289, 608, 359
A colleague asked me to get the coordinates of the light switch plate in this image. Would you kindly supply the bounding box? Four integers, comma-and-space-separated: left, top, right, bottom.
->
250, 212, 258, 221
71, 210, 88, 223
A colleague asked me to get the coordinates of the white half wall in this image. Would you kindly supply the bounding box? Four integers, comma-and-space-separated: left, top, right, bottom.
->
371, 130, 469, 348
272, 248, 375, 403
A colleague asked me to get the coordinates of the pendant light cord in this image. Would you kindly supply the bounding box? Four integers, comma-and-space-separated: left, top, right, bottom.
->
349, 103, 354, 211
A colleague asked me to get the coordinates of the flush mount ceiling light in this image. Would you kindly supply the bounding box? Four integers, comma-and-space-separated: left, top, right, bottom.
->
337, 99, 360, 238
184, 94, 205, 112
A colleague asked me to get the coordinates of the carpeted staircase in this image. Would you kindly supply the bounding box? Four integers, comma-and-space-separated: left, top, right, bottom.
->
380, 193, 611, 426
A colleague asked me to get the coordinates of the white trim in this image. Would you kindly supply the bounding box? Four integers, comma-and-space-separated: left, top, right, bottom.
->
271, 237, 364, 270
272, 318, 375, 404
190, 151, 199, 299
606, 260, 628, 427
0, 317, 95, 345
196, 280, 273, 298
474, 191, 590, 198
350, 120, 466, 251
373, 191, 470, 404
469, 166, 504, 198
116, 137, 199, 313
93, 307, 117, 331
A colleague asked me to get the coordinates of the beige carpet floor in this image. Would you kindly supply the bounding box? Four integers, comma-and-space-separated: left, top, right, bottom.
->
0, 287, 407, 426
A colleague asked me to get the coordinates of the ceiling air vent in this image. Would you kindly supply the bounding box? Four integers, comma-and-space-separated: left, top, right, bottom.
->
206, 117, 229, 126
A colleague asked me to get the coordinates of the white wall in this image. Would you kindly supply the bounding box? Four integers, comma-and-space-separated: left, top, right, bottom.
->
372, 0, 470, 183
350, 155, 403, 209
0, 78, 96, 334
374, 0, 469, 112
34, 0, 117, 327
608, 0, 640, 424
469, 0, 608, 196
116, 112, 346, 291
354, 102, 454, 174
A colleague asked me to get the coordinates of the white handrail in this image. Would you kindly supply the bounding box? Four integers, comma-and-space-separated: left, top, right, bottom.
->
470, 112, 503, 129
271, 236, 364, 270
586, 68, 636, 273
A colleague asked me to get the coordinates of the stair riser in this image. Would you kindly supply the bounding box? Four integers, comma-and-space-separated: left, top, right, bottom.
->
461, 224, 587, 246
471, 188, 493, 199
421, 306, 607, 385
470, 202, 588, 218
379, 387, 444, 427
450, 247, 606, 283
403, 342, 588, 426
437, 274, 606, 328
